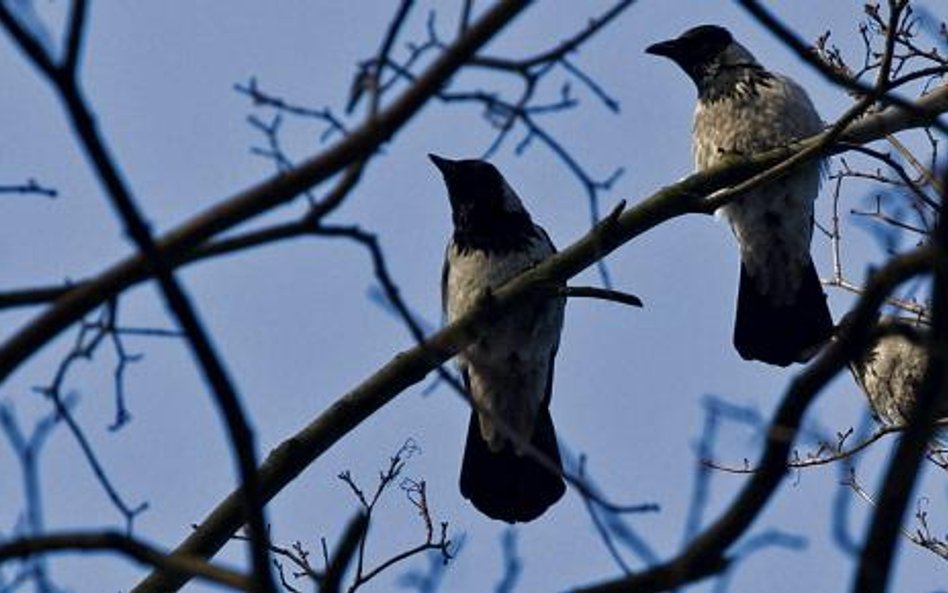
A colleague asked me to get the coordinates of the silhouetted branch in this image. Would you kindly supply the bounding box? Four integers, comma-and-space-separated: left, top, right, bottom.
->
0, 179, 57, 198
0, 13, 943, 386
823, 156, 933, 318
117, 87, 948, 593
29, 304, 149, 528
236, 79, 349, 141
396, 535, 463, 593
0, 400, 68, 593
705, 418, 948, 473
841, 142, 940, 210
843, 467, 948, 561
367, 0, 416, 117
0, 284, 73, 310
576, 245, 936, 593
0, 4, 278, 588
321, 513, 369, 593
854, 164, 948, 592
0, 531, 249, 591
471, 0, 635, 73
559, 286, 643, 308
493, 529, 520, 593
62, 0, 88, 75
738, 0, 948, 135
232, 442, 453, 593
334, 441, 455, 593
0, 1, 536, 405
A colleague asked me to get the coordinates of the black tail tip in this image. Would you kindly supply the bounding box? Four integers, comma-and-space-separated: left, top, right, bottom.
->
459, 410, 565, 523
734, 260, 834, 366
462, 472, 566, 524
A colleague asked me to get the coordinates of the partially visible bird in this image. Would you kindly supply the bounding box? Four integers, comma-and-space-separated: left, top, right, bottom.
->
849, 316, 947, 428
431, 153, 566, 523
647, 24, 834, 366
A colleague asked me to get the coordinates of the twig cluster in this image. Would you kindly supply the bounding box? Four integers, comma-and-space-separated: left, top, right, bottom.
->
236, 2, 635, 286
337, 440, 454, 593
237, 440, 456, 593
812, 2, 946, 321
842, 467, 948, 560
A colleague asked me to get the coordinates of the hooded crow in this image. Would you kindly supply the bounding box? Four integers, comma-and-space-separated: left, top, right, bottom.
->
647, 25, 833, 366
431, 154, 566, 523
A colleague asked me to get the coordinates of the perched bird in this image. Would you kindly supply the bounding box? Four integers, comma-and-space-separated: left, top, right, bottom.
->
647, 24, 833, 366
849, 316, 946, 428
431, 153, 566, 523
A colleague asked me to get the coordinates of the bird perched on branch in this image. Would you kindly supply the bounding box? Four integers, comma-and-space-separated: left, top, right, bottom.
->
431, 154, 566, 523
647, 24, 833, 366
849, 316, 947, 429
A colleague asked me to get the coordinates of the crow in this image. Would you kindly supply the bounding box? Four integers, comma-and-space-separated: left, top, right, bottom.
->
432, 154, 566, 523
647, 24, 833, 366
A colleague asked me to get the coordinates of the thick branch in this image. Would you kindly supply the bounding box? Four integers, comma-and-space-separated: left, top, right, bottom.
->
854, 174, 948, 592
123, 5, 532, 592
2, 6, 276, 589
574, 246, 936, 593
127, 90, 948, 593
0, 531, 249, 591
0, 0, 533, 388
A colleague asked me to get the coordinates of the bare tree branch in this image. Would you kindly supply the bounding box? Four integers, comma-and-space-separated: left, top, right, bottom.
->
843, 467, 948, 562
119, 90, 948, 593
0, 4, 277, 588
0, 531, 250, 591
0, 179, 57, 198
854, 166, 948, 593
575, 245, 936, 593
321, 513, 369, 593
738, 0, 948, 135
705, 418, 948, 472
0, 0, 535, 391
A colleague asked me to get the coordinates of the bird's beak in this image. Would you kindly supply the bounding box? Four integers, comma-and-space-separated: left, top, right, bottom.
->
645, 38, 680, 59
428, 153, 456, 176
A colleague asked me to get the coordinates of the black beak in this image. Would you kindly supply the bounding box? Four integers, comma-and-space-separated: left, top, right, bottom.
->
428, 153, 456, 176
645, 39, 680, 58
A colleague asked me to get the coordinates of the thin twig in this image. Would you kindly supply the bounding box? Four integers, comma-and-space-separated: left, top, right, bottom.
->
559, 285, 643, 307
0, 179, 57, 198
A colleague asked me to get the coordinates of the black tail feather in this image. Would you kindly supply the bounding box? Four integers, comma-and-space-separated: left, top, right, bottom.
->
459, 407, 565, 523
734, 258, 833, 367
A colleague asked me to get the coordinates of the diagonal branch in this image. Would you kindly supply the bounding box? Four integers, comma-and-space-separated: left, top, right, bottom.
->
575, 245, 937, 593
0, 531, 250, 591
470, 0, 637, 71
125, 88, 948, 593
1, 9, 277, 592
0, 0, 534, 391
737, 0, 948, 135
62, 0, 88, 75
853, 168, 948, 593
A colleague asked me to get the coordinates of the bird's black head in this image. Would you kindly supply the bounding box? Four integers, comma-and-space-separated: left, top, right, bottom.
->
429, 154, 536, 253
646, 25, 743, 92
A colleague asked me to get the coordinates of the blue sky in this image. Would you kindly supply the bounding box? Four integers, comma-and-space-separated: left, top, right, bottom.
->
1, 2, 945, 592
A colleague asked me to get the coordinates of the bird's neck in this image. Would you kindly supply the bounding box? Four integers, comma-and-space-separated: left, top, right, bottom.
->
453, 210, 538, 255
697, 62, 774, 104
